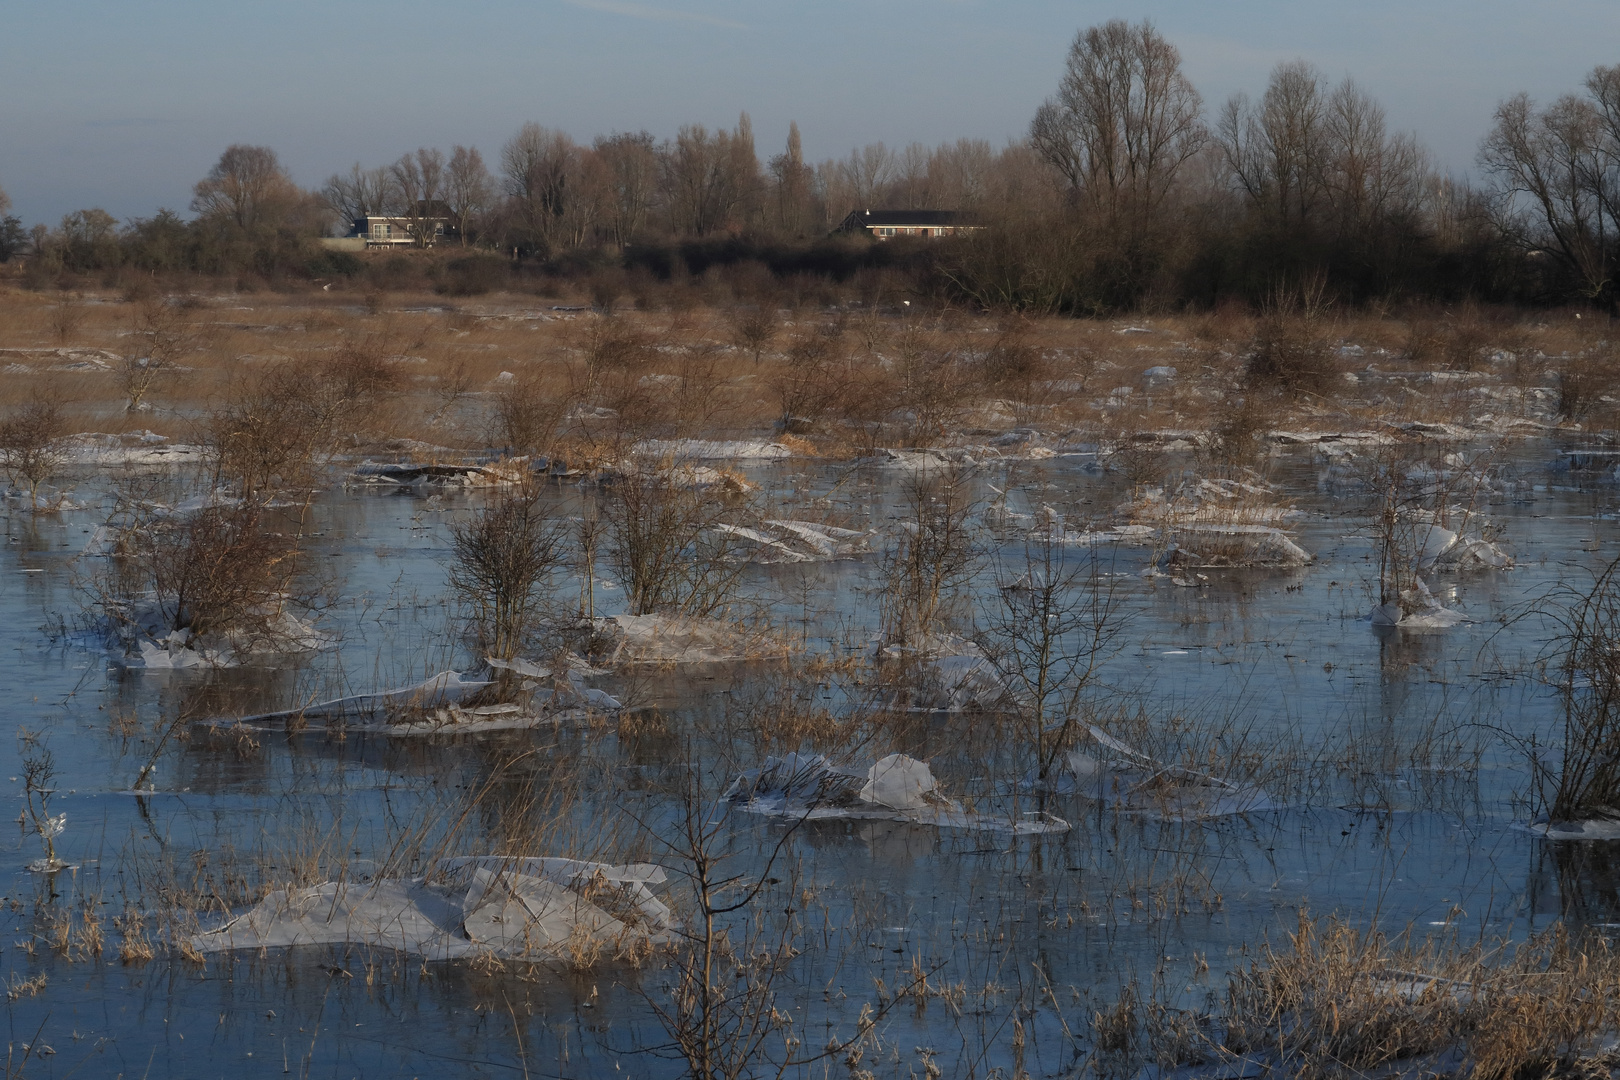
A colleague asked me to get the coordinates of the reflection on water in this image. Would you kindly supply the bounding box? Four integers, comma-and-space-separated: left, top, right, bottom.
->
0, 441, 1615, 1075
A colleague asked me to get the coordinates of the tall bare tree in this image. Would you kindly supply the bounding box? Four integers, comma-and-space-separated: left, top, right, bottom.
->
928, 138, 996, 209
1217, 60, 1330, 229
594, 132, 660, 246
390, 147, 446, 246
1031, 19, 1206, 222
837, 142, 897, 211
320, 163, 397, 233
767, 121, 816, 235
1480, 65, 1620, 305
191, 145, 302, 233
443, 145, 492, 245
1322, 78, 1428, 237
501, 123, 577, 255
665, 114, 759, 236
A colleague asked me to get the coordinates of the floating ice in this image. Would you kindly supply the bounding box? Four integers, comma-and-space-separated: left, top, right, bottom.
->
1369, 579, 1468, 630
1050, 727, 1278, 821
351, 459, 529, 490
724, 753, 1069, 834
192, 857, 672, 961
633, 439, 793, 461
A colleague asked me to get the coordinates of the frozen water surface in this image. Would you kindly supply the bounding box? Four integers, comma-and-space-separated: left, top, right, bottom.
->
0, 438, 1615, 1077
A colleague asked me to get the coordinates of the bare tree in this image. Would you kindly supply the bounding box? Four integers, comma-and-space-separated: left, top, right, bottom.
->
0, 394, 68, 510
929, 138, 997, 210
767, 121, 816, 235
666, 115, 759, 236
501, 122, 577, 254
320, 163, 397, 232
390, 147, 446, 247
1480, 65, 1620, 305
979, 530, 1128, 795
443, 145, 492, 245
119, 295, 207, 411
595, 131, 661, 246
191, 145, 302, 232
1322, 78, 1428, 236
448, 485, 566, 662
837, 141, 897, 211
1217, 60, 1330, 229
1031, 19, 1206, 222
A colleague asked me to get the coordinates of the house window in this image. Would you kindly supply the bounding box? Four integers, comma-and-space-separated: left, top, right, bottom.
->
434, 222, 445, 235
879, 227, 894, 237
371, 223, 385, 239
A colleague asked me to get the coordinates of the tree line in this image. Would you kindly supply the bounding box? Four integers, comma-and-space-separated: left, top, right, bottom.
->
2, 20, 1616, 313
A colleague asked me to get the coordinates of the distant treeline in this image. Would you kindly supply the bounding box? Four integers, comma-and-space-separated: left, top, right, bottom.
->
2, 21, 1616, 313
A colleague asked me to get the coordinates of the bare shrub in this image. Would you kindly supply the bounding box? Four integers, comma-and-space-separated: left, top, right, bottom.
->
1247, 312, 1336, 395
1404, 307, 1494, 371
493, 370, 569, 458
0, 393, 68, 509
640, 753, 895, 1080
660, 343, 732, 439
46, 294, 86, 343
1247, 277, 1337, 395
606, 461, 752, 618
878, 469, 979, 647
327, 332, 405, 404
1555, 333, 1619, 421
20, 746, 64, 870
891, 325, 975, 445
1206, 914, 1620, 1080
980, 532, 1127, 791
1208, 391, 1275, 468
447, 485, 566, 661
769, 331, 846, 432
1533, 553, 1620, 824
119, 294, 208, 411
976, 317, 1048, 391
103, 498, 306, 654
207, 357, 373, 498
726, 304, 777, 365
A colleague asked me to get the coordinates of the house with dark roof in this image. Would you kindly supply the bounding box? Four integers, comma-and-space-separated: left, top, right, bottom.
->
349, 200, 457, 247
837, 209, 978, 240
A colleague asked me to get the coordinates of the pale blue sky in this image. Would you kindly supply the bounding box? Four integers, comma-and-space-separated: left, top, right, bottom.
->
1, 0, 1615, 225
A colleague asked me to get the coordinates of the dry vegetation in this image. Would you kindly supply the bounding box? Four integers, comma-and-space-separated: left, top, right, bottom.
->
1, 270, 1617, 1078
0, 276, 1608, 465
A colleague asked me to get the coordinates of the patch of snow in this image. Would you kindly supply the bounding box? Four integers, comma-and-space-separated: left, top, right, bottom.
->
634, 439, 793, 461
724, 753, 1068, 834
193, 856, 672, 960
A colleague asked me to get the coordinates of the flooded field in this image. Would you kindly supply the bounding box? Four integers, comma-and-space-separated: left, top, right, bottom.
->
2, 428, 1618, 1078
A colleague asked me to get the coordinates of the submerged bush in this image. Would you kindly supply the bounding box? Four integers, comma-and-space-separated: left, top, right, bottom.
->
1540, 554, 1620, 824
1246, 314, 1337, 395
447, 485, 566, 661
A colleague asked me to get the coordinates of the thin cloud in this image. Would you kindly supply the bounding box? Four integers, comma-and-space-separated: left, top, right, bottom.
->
558, 0, 744, 30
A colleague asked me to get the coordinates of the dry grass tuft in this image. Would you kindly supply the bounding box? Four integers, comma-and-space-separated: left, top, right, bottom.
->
1129, 913, 1620, 1080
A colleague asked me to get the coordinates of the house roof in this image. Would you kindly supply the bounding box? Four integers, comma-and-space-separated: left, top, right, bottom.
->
359, 200, 454, 223
840, 209, 970, 230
